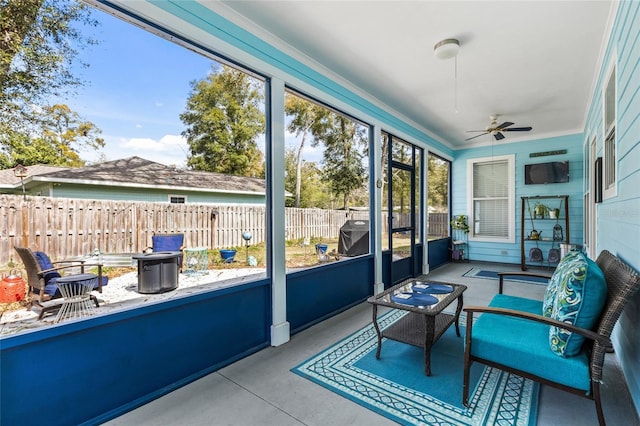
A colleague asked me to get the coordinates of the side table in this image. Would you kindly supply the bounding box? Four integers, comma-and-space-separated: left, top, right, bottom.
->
55, 273, 99, 323
184, 247, 208, 275
367, 278, 466, 376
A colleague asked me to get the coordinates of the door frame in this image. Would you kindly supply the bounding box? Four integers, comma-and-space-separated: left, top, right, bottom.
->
386, 136, 423, 284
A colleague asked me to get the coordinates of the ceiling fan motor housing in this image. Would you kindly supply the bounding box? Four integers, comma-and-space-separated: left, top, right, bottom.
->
465, 115, 533, 141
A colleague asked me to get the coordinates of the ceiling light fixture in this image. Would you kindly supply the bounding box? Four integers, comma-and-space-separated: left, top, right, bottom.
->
433, 38, 459, 59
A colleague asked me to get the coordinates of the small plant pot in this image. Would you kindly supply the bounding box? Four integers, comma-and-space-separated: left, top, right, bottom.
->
315, 244, 328, 255
219, 249, 237, 263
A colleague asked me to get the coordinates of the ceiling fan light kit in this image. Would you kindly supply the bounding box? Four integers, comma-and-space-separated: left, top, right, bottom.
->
433, 38, 459, 59
465, 114, 533, 141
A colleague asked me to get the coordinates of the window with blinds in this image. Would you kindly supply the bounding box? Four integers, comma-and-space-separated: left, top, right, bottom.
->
603, 61, 617, 199
467, 155, 514, 242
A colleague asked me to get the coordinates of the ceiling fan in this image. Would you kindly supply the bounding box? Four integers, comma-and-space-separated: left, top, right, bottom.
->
465, 115, 532, 141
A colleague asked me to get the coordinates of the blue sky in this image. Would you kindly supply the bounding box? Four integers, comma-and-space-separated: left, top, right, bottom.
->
69, 9, 217, 167
68, 7, 323, 168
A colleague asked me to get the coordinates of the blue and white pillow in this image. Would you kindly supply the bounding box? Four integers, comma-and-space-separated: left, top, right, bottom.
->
548, 251, 607, 357
542, 249, 582, 318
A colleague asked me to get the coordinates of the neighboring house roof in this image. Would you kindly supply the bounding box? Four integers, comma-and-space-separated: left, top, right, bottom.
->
0, 164, 70, 187
1, 157, 267, 195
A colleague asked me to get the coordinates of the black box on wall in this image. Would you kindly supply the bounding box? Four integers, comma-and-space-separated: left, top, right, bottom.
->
594, 157, 603, 203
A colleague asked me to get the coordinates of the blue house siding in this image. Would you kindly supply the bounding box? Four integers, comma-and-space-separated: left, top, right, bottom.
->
46, 183, 266, 204
452, 134, 584, 265
582, 1, 640, 414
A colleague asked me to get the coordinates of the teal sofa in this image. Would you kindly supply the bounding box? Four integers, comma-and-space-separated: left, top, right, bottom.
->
463, 250, 640, 426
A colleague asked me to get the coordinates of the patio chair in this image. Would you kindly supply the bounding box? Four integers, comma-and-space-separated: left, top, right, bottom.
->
462, 250, 640, 425
14, 246, 106, 320
150, 233, 185, 272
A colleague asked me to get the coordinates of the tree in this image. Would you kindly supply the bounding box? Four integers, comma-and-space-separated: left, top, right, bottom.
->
284, 148, 331, 208
0, 0, 98, 128
284, 94, 329, 207
389, 142, 414, 213
427, 154, 449, 210
2, 130, 64, 166
1, 103, 104, 167
181, 65, 265, 177
314, 113, 368, 210
285, 94, 369, 209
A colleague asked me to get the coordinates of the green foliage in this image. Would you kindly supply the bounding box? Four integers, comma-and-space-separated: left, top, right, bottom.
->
313, 114, 368, 209
0, 0, 98, 127
1, 104, 103, 167
533, 202, 549, 218
284, 93, 330, 207
428, 155, 449, 210
284, 148, 332, 208
0, 1, 102, 167
450, 215, 469, 233
284, 93, 368, 209
181, 65, 265, 177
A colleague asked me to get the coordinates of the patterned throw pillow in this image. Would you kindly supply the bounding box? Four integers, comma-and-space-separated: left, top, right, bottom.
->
548, 251, 607, 357
542, 249, 582, 318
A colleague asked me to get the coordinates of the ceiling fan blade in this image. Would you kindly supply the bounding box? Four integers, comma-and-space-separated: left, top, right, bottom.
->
503, 126, 533, 132
465, 132, 489, 141
494, 132, 505, 141
495, 122, 514, 130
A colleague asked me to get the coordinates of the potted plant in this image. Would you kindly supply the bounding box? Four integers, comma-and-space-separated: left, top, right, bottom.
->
450, 215, 469, 233
549, 207, 561, 219
533, 202, 548, 219
219, 249, 237, 263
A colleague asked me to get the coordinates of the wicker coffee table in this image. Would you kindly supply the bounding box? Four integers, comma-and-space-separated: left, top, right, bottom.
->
367, 279, 466, 376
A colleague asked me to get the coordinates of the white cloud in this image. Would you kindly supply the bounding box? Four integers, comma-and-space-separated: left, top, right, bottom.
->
81, 134, 189, 167
135, 124, 143, 128
122, 134, 187, 152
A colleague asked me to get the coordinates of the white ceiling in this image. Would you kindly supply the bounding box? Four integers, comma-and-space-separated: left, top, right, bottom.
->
214, 1, 614, 149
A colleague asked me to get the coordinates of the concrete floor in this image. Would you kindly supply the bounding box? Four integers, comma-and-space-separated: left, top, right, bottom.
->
104, 261, 640, 426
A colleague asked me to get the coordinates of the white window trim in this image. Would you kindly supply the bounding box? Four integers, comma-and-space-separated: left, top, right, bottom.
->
602, 55, 617, 200
169, 194, 187, 203
466, 154, 515, 243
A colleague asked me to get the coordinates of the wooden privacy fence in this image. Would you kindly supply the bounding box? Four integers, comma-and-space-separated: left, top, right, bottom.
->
0, 195, 450, 265
428, 213, 448, 238
284, 208, 369, 240
0, 195, 215, 265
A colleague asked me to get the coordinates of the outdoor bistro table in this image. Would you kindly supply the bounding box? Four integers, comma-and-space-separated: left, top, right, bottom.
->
367, 279, 467, 376
55, 273, 99, 323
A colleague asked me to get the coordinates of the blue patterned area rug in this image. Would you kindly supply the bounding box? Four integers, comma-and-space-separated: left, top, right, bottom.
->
292, 310, 539, 426
463, 268, 550, 285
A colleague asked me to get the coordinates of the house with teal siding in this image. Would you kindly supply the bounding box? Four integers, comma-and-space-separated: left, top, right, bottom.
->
0, 156, 267, 204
